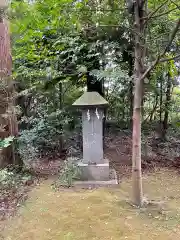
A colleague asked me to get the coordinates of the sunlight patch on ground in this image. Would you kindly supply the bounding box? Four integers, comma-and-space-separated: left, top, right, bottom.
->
2, 169, 180, 240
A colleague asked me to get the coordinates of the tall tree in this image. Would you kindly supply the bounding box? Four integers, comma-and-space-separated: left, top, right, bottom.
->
0, 1, 18, 166
127, 0, 180, 206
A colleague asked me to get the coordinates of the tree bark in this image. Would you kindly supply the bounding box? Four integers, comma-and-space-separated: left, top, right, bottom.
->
0, 12, 18, 166
129, 79, 134, 126
132, 80, 143, 206
128, 48, 134, 127
132, 0, 144, 207
159, 75, 163, 125
149, 94, 158, 122
130, 1, 179, 206
162, 72, 172, 139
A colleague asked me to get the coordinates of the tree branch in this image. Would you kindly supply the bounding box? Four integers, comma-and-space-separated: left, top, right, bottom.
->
143, 6, 178, 23
170, 0, 180, 9
144, 0, 169, 20
160, 54, 180, 62
163, 18, 180, 54
149, 7, 179, 20
140, 18, 180, 82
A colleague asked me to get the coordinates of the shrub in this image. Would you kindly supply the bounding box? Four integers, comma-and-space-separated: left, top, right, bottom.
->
54, 157, 81, 187
0, 167, 33, 190
17, 108, 73, 164
0, 136, 14, 149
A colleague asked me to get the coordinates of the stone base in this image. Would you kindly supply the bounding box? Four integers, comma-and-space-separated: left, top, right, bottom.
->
77, 158, 110, 181
74, 169, 118, 188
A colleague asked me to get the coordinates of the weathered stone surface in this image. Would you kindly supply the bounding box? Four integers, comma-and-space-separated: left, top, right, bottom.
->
78, 159, 110, 181
82, 109, 103, 164
74, 169, 118, 187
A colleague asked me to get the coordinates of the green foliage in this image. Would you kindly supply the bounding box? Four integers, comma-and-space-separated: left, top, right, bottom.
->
0, 167, 32, 190
0, 169, 14, 188
0, 137, 15, 149
17, 106, 73, 163
11, 0, 180, 143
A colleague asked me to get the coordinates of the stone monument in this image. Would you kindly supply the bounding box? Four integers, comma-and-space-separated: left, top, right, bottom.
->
73, 91, 117, 185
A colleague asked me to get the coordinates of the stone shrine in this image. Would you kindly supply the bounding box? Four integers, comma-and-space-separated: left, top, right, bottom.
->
73, 91, 117, 185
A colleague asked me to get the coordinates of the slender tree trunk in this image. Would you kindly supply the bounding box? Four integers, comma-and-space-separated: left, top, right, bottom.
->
128, 48, 134, 127
122, 96, 125, 120
163, 72, 171, 139
132, 81, 143, 206
59, 82, 62, 109
130, 2, 180, 206
141, 96, 145, 122
132, 0, 145, 206
129, 79, 134, 125
149, 94, 158, 122
58, 81, 63, 152
159, 75, 163, 125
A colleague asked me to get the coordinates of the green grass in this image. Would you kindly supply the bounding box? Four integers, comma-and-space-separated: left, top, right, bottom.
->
2, 168, 180, 240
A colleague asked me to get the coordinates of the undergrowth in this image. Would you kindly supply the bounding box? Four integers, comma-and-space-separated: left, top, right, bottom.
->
0, 167, 33, 191
53, 157, 81, 188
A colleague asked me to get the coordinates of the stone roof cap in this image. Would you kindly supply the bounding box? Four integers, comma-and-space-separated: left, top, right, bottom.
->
72, 91, 108, 107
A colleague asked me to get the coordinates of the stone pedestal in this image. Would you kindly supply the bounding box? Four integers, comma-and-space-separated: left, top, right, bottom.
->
78, 159, 109, 181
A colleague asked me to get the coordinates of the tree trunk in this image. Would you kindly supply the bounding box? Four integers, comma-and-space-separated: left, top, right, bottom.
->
58, 81, 63, 152
162, 72, 171, 139
159, 75, 163, 125
0, 12, 18, 166
132, 80, 143, 206
59, 82, 63, 109
149, 94, 158, 122
132, 0, 145, 207
122, 45, 134, 126
128, 50, 134, 127
129, 0, 180, 206
129, 79, 134, 126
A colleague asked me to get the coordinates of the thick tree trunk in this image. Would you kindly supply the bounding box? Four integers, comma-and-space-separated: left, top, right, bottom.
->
0, 13, 18, 166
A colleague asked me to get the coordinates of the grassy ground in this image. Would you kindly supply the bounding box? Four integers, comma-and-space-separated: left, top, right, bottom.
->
1, 169, 180, 240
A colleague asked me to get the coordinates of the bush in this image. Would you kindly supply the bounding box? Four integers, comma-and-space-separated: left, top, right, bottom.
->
0, 167, 32, 190
0, 169, 14, 188
0, 136, 14, 149
54, 157, 81, 188
17, 108, 73, 164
